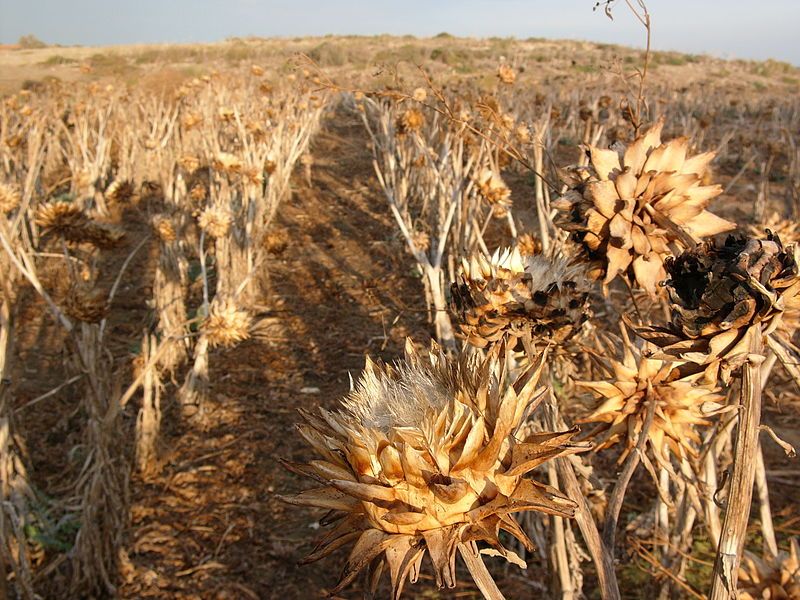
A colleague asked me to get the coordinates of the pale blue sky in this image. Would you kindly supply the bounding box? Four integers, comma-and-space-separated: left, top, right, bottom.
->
1, 0, 798, 65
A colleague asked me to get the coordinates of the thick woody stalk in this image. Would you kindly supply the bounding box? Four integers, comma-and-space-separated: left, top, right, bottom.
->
709, 333, 764, 599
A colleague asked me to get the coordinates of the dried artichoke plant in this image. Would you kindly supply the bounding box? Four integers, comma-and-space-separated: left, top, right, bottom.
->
451, 246, 591, 356
553, 119, 735, 294
57, 89, 117, 215
188, 74, 327, 304
179, 296, 252, 419
638, 233, 800, 385
577, 332, 724, 466
134, 333, 162, 478
1, 213, 129, 597
628, 233, 800, 599
359, 95, 490, 348
282, 342, 588, 598
151, 215, 189, 373
739, 539, 800, 600
201, 297, 252, 348
35, 201, 125, 249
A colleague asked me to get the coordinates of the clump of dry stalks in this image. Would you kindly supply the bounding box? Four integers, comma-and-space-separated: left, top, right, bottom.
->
358, 93, 495, 349
170, 70, 327, 419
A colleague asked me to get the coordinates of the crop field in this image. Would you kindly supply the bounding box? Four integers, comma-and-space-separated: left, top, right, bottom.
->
1, 20, 800, 600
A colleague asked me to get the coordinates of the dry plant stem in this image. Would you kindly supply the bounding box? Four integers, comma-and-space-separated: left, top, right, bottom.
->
753, 154, 774, 224
555, 457, 621, 600
658, 459, 701, 600
631, 0, 651, 136
153, 246, 189, 374
703, 442, 722, 545
633, 538, 706, 600
548, 461, 577, 599
602, 396, 657, 554
457, 543, 505, 600
199, 230, 210, 310
709, 333, 764, 600
701, 409, 740, 549
0, 515, 5, 600
0, 297, 11, 382
69, 323, 128, 596
656, 467, 669, 553
545, 392, 620, 600
179, 335, 210, 420
754, 444, 778, 558
602, 0, 652, 135
532, 122, 551, 251
135, 333, 162, 478
755, 351, 778, 558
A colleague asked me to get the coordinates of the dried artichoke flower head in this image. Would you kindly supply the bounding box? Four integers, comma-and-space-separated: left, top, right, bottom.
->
395, 107, 425, 136
451, 246, 592, 351
197, 206, 233, 239
104, 179, 135, 204
0, 182, 22, 213
281, 342, 587, 598
35, 201, 89, 240
64, 282, 109, 324
496, 63, 516, 85
202, 298, 252, 348
578, 329, 724, 465
739, 539, 800, 600
553, 118, 735, 295
476, 168, 512, 216
637, 233, 800, 385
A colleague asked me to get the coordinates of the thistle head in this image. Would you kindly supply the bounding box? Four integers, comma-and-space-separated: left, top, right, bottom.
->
282, 342, 587, 597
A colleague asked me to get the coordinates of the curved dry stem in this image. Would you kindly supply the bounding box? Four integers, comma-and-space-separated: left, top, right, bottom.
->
458, 543, 505, 600
602, 395, 657, 553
